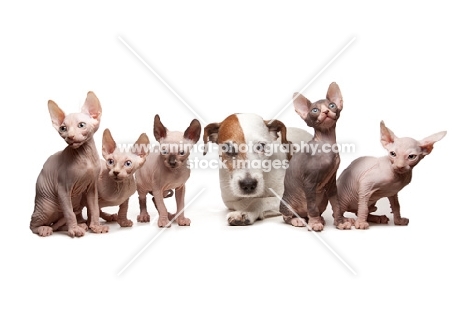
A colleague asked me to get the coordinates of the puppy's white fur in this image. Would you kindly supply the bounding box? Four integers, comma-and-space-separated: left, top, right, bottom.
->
204, 113, 313, 225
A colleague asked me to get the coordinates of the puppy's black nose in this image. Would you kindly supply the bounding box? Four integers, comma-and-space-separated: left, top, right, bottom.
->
239, 178, 257, 194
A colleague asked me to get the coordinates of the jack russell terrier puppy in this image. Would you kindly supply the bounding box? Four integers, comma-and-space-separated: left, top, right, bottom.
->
203, 113, 313, 226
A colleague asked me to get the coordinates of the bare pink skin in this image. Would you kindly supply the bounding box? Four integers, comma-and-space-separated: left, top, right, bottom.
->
279, 82, 343, 232
94, 129, 150, 227
135, 115, 201, 228
335, 121, 446, 229
29, 92, 109, 237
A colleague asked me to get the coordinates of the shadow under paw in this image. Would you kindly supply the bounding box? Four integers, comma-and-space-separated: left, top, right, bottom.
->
228, 213, 252, 226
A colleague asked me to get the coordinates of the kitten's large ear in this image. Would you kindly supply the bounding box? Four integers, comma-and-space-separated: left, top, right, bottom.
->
102, 128, 116, 158
264, 119, 292, 160
419, 131, 447, 156
82, 91, 102, 121
203, 122, 220, 155
380, 121, 397, 149
184, 119, 201, 143
293, 92, 311, 120
133, 133, 150, 158
48, 100, 66, 131
153, 114, 167, 142
326, 82, 343, 110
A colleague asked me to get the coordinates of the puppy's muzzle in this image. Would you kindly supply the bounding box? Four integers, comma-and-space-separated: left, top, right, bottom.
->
238, 177, 258, 195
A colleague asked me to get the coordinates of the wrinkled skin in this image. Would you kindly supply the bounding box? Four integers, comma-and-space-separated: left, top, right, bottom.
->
279, 82, 343, 232
335, 121, 446, 230
135, 115, 201, 228
29, 92, 109, 237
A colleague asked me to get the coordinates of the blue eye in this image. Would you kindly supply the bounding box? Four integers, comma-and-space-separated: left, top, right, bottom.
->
329, 103, 336, 109
390, 151, 396, 157
408, 154, 417, 160
107, 159, 114, 165
124, 160, 132, 167
312, 108, 319, 113
59, 125, 67, 132
78, 122, 86, 128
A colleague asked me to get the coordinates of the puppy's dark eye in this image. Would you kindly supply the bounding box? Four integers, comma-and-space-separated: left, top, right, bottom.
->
329, 103, 336, 109
408, 154, 417, 160
107, 159, 114, 165
161, 149, 168, 155
78, 122, 86, 128
255, 143, 266, 153
59, 125, 67, 132
124, 160, 132, 167
223, 143, 238, 157
389, 151, 396, 157
311, 108, 319, 113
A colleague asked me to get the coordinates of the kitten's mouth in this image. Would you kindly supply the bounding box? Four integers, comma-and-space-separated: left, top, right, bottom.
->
67, 140, 85, 148
394, 167, 410, 174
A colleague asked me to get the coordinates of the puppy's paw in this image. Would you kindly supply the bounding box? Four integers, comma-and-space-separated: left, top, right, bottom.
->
227, 211, 252, 226
158, 215, 171, 228
118, 219, 133, 227
394, 217, 409, 226
354, 220, 370, 230
67, 225, 87, 237
177, 217, 191, 226
89, 224, 109, 234
137, 212, 150, 223
37, 226, 53, 237
291, 218, 306, 227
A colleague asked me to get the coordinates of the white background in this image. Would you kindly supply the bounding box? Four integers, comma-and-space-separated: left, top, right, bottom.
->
1, 1, 466, 310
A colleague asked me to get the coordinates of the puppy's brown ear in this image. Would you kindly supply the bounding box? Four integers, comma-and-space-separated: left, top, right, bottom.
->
184, 119, 201, 143
153, 114, 167, 142
264, 119, 292, 160
203, 122, 221, 155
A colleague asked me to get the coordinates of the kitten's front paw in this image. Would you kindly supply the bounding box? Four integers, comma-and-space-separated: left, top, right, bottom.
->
67, 225, 87, 237
354, 220, 370, 230
78, 223, 88, 231
177, 217, 191, 226
89, 224, 109, 234
308, 220, 324, 232
394, 217, 409, 226
291, 218, 306, 227
37, 226, 53, 237
158, 215, 171, 228
227, 211, 252, 226
137, 212, 150, 223
118, 219, 133, 227
336, 220, 352, 230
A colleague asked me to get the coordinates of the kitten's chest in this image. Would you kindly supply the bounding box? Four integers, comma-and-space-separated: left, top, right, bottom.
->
98, 178, 136, 206
372, 174, 411, 198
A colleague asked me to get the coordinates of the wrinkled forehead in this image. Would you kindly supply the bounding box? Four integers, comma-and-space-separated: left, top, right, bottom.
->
219, 114, 270, 143
312, 99, 330, 107
394, 137, 420, 151
160, 132, 194, 151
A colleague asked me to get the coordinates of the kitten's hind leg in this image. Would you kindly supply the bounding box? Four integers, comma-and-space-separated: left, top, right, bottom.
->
100, 210, 118, 222
366, 204, 389, 224
30, 201, 58, 237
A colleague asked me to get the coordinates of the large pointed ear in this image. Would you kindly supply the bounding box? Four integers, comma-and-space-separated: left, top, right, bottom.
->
419, 131, 447, 156
326, 82, 343, 110
48, 100, 66, 131
133, 133, 150, 158
293, 92, 311, 120
184, 119, 201, 143
203, 122, 221, 155
380, 121, 397, 149
265, 119, 292, 160
153, 114, 167, 142
82, 91, 102, 121
102, 128, 116, 158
